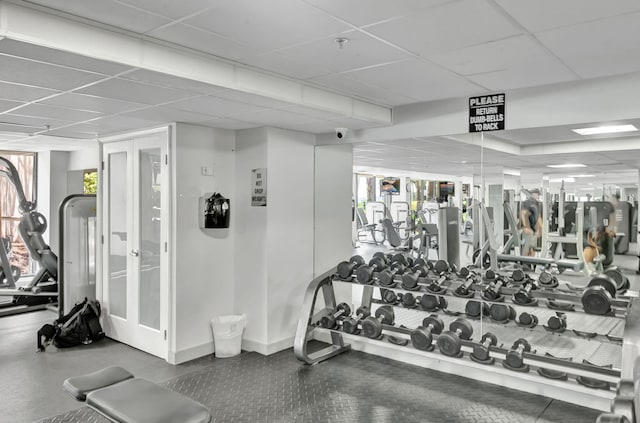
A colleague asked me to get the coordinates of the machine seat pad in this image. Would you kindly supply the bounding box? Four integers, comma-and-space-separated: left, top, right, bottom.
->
86, 378, 211, 423
64, 366, 134, 401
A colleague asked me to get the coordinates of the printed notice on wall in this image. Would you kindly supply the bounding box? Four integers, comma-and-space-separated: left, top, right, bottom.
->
469, 93, 505, 132
251, 168, 267, 207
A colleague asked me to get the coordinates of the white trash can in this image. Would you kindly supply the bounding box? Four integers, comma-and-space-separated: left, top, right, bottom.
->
211, 314, 246, 358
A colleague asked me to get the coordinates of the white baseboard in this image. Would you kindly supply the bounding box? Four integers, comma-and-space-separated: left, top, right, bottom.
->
242, 336, 294, 356
168, 341, 214, 364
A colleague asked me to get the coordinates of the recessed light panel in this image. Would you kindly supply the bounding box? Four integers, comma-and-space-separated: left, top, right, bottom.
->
572, 124, 637, 136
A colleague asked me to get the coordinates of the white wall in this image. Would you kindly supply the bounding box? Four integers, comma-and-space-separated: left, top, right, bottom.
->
68, 147, 99, 171
265, 128, 315, 349
37, 151, 69, 253
234, 127, 269, 349
171, 123, 236, 363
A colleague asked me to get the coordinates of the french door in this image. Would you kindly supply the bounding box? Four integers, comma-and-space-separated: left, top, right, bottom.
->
102, 133, 169, 359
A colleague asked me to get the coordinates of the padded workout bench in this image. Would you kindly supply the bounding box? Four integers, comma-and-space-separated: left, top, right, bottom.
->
496, 253, 584, 272
63, 366, 211, 423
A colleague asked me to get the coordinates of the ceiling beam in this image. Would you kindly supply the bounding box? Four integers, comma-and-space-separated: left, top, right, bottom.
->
0, 2, 391, 124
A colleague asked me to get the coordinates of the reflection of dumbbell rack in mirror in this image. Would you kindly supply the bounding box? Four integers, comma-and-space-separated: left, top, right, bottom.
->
295, 252, 636, 412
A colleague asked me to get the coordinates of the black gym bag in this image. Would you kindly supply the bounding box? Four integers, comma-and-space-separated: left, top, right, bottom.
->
37, 297, 105, 351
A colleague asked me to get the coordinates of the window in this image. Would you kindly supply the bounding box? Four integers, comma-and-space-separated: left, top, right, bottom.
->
83, 169, 98, 194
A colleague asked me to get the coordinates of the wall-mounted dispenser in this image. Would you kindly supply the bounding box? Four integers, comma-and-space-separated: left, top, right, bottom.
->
200, 192, 230, 229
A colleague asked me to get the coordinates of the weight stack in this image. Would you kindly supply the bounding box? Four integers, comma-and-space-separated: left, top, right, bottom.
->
438, 207, 460, 270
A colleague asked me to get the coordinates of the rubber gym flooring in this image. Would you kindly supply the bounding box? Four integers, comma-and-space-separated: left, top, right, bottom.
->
35, 339, 598, 423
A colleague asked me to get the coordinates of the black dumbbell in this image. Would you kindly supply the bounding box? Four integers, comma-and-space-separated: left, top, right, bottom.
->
410, 314, 444, 351
471, 332, 498, 364
517, 312, 539, 328
432, 259, 450, 275
513, 279, 538, 305
336, 255, 365, 279
503, 338, 531, 371
341, 306, 371, 334
457, 266, 472, 279
373, 251, 392, 264
401, 263, 430, 289
320, 303, 351, 329
420, 294, 448, 312
511, 268, 526, 283
391, 253, 414, 268
582, 274, 618, 315
546, 312, 567, 332
380, 288, 400, 304
482, 276, 507, 301
356, 256, 389, 284
436, 318, 473, 357
454, 275, 477, 298
401, 293, 417, 307
484, 269, 496, 280
361, 306, 395, 338
465, 300, 489, 319
489, 304, 516, 323
378, 261, 407, 287
538, 271, 558, 288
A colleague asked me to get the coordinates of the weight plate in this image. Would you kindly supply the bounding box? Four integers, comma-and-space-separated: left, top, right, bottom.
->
436, 331, 462, 357
582, 286, 612, 315
376, 306, 395, 324
337, 261, 355, 279
481, 332, 498, 347
410, 327, 433, 350
402, 293, 416, 307
420, 294, 441, 311
489, 304, 510, 322
361, 317, 382, 339
450, 318, 473, 340
588, 274, 617, 298
356, 266, 374, 284
434, 260, 449, 274
423, 315, 444, 334
381, 289, 398, 304
512, 269, 525, 282
402, 273, 419, 289
342, 317, 357, 334
604, 267, 626, 290
378, 270, 394, 287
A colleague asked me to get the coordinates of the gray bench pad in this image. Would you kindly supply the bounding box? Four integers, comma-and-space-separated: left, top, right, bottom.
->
86, 378, 211, 423
497, 254, 584, 271
64, 366, 134, 401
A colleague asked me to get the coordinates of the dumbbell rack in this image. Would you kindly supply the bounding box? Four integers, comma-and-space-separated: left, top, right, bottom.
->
294, 266, 640, 412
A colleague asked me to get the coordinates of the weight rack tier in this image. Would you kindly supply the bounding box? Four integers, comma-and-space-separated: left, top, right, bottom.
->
294, 267, 640, 412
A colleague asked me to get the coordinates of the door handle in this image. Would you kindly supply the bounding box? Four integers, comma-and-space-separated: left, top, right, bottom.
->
130, 250, 139, 257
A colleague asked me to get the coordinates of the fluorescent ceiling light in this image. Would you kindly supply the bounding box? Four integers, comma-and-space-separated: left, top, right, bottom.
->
568, 174, 595, 178
547, 164, 586, 168
572, 124, 637, 136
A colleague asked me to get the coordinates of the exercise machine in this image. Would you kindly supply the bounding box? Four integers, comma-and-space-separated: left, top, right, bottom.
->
0, 156, 57, 316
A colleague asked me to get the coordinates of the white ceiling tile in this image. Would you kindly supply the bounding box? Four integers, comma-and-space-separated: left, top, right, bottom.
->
197, 118, 258, 130
281, 105, 346, 120
0, 81, 60, 102
0, 55, 106, 90
147, 24, 261, 61
365, 0, 522, 56
122, 106, 213, 123
343, 59, 485, 101
275, 30, 411, 74
43, 129, 97, 139
91, 115, 163, 132
39, 93, 146, 114
169, 95, 267, 117
536, 13, 640, 79
115, 0, 229, 20
0, 39, 132, 76
310, 74, 417, 106
185, 0, 350, 51
0, 123, 40, 134
495, 0, 640, 33
303, 0, 451, 27
120, 69, 226, 94
0, 99, 26, 114
26, 0, 172, 33
467, 62, 577, 91
11, 103, 104, 122
213, 90, 296, 109
240, 52, 330, 80
229, 108, 318, 126
0, 114, 71, 130
284, 120, 336, 134
77, 78, 196, 105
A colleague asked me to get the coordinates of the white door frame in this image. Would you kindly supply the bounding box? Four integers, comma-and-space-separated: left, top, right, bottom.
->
98, 125, 173, 360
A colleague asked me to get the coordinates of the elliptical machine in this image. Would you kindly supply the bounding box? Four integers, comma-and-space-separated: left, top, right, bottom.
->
0, 156, 57, 315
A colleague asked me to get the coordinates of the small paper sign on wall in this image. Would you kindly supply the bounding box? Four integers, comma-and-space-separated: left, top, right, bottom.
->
251, 168, 267, 207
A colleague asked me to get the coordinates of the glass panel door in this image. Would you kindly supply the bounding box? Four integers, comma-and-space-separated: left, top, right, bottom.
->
108, 151, 128, 319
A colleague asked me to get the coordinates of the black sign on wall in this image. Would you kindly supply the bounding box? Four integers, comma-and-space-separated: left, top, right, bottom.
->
469, 93, 505, 133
